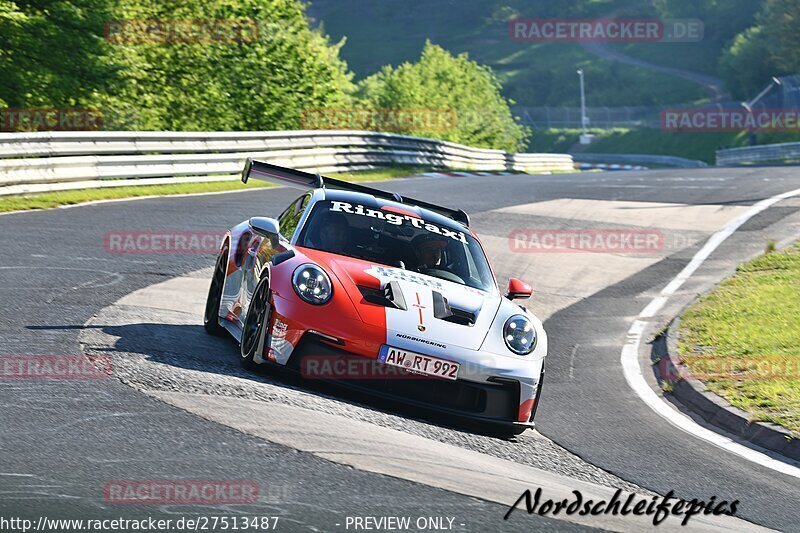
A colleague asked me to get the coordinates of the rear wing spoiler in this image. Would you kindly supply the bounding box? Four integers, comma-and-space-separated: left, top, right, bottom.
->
241, 158, 470, 227
242, 158, 324, 188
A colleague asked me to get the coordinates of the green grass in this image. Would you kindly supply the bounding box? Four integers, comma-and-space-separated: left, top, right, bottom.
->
493, 42, 706, 108
678, 241, 800, 436
484, 125, 800, 164
0, 166, 427, 214
616, 41, 724, 80
326, 166, 431, 182
527, 129, 583, 153
584, 128, 747, 163
526, 127, 741, 163
536, 128, 800, 164
309, 0, 708, 107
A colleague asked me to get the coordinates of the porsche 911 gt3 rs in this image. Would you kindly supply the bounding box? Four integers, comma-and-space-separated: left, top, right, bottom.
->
204, 160, 547, 434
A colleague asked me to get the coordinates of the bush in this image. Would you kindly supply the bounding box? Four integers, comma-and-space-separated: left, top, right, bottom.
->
356, 41, 529, 152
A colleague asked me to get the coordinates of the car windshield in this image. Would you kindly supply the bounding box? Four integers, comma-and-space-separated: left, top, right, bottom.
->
297, 199, 496, 293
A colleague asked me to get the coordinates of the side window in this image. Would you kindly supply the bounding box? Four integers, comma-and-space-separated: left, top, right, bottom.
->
297, 193, 310, 215
278, 193, 310, 241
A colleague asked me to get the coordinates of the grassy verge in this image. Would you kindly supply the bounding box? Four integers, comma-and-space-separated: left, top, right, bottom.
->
0, 166, 429, 214
527, 127, 741, 163
678, 241, 800, 436
531, 127, 800, 164
527, 129, 584, 153
584, 129, 746, 164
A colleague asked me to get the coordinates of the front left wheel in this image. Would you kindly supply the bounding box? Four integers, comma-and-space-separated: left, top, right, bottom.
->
240, 275, 272, 370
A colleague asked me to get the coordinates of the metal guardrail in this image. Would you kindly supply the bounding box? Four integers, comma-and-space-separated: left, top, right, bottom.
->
572, 153, 708, 168
515, 105, 665, 129
716, 142, 800, 166
0, 130, 575, 196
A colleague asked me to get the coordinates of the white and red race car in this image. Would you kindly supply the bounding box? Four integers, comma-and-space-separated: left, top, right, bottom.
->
204, 160, 547, 434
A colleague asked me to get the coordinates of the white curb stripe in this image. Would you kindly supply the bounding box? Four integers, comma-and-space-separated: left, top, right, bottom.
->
576, 162, 649, 171
621, 187, 800, 479
421, 171, 518, 178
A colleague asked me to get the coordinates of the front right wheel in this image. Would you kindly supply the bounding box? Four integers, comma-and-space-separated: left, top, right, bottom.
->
204, 245, 229, 337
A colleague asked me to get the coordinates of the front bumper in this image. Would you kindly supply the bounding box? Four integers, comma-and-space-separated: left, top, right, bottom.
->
285, 333, 541, 428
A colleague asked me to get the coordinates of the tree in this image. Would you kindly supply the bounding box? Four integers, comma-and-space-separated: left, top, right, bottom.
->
0, 0, 117, 109
719, 0, 800, 99
356, 41, 529, 151
719, 27, 776, 99
654, 0, 760, 48
101, 0, 354, 130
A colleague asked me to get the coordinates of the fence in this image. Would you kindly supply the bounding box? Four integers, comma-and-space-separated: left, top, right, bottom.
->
513, 75, 800, 130
515, 106, 665, 129
716, 142, 800, 166
0, 130, 575, 196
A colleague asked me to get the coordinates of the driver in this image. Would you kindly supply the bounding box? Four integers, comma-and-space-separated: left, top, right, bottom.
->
317, 213, 350, 254
412, 233, 449, 271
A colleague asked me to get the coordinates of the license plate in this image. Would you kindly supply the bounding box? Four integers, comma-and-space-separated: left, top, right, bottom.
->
378, 345, 459, 380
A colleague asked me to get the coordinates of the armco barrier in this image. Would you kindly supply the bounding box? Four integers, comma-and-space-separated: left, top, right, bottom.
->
0, 131, 574, 196
716, 142, 800, 166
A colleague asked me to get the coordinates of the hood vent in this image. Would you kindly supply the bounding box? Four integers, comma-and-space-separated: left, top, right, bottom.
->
358, 281, 407, 310
432, 291, 475, 327
358, 285, 476, 326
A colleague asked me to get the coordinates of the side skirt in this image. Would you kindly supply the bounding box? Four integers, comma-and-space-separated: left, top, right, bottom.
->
221, 320, 244, 344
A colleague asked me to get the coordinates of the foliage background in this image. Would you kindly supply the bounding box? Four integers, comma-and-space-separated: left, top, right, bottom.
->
0, 0, 528, 150
3, 0, 799, 153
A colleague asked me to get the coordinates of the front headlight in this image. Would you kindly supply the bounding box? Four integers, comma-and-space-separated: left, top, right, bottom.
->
292, 264, 332, 305
503, 314, 536, 355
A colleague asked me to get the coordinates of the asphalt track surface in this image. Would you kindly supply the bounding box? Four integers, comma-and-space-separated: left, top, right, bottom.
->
2, 167, 800, 531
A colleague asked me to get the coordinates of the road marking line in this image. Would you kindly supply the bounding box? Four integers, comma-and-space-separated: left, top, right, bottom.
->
569, 343, 579, 380
621, 187, 800, 479
639, 296, 668, 318
496, 198, 749, 232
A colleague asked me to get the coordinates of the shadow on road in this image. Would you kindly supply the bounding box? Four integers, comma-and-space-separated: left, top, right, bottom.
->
30, 321, 525, 441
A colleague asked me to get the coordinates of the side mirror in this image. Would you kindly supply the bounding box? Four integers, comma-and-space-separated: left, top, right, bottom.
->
249, 217, 280, 247
505, 278, 533, 300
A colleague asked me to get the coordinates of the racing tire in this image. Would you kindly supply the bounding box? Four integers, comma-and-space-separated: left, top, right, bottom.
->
204, 245, 229, 337
240, 275, 271, 371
